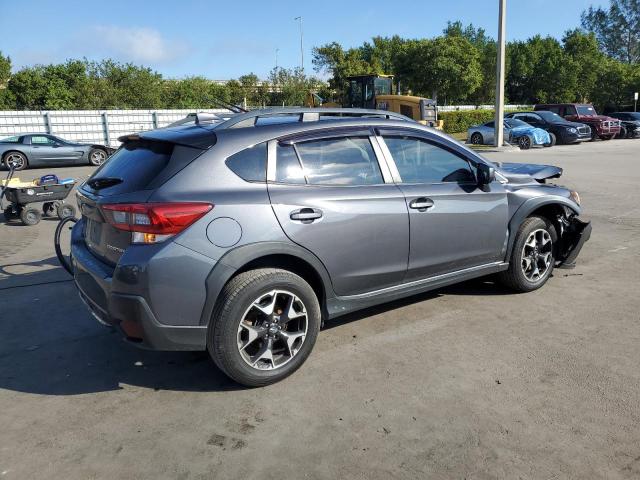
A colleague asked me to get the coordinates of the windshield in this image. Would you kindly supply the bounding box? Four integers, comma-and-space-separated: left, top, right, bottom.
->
577, 105, 597, 116
536, 111, 564, 122
505, 119, 529, 128
0, 136, 21, 143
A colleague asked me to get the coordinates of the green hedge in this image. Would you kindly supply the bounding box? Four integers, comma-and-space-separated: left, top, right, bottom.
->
439, 108, 533, 134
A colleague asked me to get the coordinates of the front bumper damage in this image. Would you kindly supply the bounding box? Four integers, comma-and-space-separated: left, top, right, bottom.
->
556, 215, 592, 269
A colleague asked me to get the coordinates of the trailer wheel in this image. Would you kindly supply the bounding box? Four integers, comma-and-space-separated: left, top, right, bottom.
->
43, 201, 58, 217
57, 203, 76, 219
20, 207, 41, 226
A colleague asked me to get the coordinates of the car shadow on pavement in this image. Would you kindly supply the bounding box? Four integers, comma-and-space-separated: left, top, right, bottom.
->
0, 276, 242, 396
323, 277, 515, 331
0, 272, 518, 397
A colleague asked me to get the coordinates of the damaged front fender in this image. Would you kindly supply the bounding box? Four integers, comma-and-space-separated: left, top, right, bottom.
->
556, 215, 592, 269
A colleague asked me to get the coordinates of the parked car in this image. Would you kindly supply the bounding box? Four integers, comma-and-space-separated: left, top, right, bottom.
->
0, 133, 115, 171
534, 103, 621, 140
70, 108, 590, 386
607, 112, 640, 138
467, 118, 551, 149
505, 111, 591, 145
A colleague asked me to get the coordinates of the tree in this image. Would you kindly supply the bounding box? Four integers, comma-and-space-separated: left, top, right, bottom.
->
312, 42, 373, 101
0, 51, 11, 86
443, 21, 496, 104
397, 36, 482, 104
563, 29, 605, 102
581, 0, 640, 63
507, 36, 577, 104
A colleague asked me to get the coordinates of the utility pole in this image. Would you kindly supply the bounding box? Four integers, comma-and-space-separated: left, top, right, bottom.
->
294, 16, 304, 73
494, 0, 507, 147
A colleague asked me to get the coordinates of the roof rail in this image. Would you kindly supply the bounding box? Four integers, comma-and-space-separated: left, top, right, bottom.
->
212, 107, 411, 130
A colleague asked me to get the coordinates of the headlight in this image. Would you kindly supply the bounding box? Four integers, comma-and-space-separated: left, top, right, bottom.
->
569, 127, 577, 133
26, 188, 35, 196
569, 190, 581, 206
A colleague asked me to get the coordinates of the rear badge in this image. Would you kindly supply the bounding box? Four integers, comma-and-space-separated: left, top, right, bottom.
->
106, 244, 125, 254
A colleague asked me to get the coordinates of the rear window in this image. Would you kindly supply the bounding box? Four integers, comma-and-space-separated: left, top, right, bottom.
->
0, 135, 22, 143
85, 140, 174, 195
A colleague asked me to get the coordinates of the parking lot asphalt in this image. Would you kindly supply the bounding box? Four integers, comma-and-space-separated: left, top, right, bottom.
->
1, 140, 639, 479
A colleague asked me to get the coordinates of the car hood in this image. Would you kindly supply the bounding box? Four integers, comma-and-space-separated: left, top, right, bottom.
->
496, 162, 563, 183
550, 120, 585, 129
579, 114, 618, 122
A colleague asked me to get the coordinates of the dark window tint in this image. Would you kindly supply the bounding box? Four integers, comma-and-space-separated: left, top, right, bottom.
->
295, 137, 383, 186
384, 136, 475, 184
485, 121, 495, 128
275, 144, 305, 184
400, 104, 413, 117
226, 143, 266, 182
86, 140, 173, 194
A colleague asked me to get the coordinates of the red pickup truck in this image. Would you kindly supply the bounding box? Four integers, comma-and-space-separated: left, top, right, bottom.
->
535, 103, 621, 140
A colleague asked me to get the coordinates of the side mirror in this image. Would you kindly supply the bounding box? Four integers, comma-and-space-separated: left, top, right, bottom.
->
477, 163, 495, 185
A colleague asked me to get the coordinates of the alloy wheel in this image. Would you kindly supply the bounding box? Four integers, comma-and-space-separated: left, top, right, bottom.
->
90, 150, 107, 165
521, 228, 553, 282
5, 153, 25, 169
237, 289, 308, 370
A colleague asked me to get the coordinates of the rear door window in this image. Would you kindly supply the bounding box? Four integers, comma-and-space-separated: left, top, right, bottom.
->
275, 144, 306, 184
294, 137, 384, 186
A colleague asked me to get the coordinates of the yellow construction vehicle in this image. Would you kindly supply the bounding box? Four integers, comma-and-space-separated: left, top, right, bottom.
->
306, 74, 442, 129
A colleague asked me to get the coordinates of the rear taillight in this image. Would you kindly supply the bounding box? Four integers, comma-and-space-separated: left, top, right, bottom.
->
101, 202, 213, 244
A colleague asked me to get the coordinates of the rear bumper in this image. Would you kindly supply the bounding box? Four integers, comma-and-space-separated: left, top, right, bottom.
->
71, 223, 207, 351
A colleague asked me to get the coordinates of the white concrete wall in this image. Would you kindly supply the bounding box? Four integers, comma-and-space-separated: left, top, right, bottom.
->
0, 109, 229, 147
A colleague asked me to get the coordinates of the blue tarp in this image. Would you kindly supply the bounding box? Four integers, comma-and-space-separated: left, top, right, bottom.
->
509, 126, 551, 145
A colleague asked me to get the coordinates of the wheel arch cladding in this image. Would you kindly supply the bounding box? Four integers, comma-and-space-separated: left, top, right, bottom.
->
200, 242, 335, 327
506, 197, 580, 261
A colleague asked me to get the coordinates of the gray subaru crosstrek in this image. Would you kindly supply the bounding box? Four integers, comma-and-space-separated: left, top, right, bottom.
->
71, 108, 591, 386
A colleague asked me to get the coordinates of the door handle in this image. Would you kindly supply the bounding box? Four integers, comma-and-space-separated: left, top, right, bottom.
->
290, 208, 323, 223
409, 197, 434, 211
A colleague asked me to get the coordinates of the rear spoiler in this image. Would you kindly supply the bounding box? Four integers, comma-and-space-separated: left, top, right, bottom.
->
118, 125, 217, 150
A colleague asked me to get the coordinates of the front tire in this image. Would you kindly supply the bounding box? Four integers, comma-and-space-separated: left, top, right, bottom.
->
497, 216, 557, 292
208, 268, 321, 387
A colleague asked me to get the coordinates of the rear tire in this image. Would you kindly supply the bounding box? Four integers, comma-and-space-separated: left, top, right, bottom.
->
518, 135, 532, 150
544, 132, 556, 147
497, 216, 557, 292
88, 148, 107, 166
3, 151, 28, 171
208, 268, 321, 387
20, 207, 41, 226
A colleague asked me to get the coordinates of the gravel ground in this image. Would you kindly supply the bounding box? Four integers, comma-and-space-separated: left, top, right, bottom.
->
0, 139, 639, 479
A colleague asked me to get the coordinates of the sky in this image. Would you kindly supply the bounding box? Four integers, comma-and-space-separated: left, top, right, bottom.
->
0, 0, 608, 80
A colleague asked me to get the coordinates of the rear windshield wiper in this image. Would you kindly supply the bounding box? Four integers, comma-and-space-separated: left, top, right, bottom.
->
87, 177, 123, 190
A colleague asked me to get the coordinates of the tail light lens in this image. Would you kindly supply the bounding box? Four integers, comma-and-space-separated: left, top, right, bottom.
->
101, 202, 213, 244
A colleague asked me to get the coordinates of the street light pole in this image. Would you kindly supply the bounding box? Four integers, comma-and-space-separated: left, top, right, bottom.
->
294, 16, 304, 73
494, 0, 507, 147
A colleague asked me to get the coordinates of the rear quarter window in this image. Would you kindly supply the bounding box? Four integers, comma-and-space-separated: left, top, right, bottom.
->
225, 143, 267, 182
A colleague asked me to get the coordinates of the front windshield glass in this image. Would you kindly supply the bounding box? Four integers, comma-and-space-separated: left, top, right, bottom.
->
577, 105, 597, 115
536, 111, 564, 122
0, 136, 19, 143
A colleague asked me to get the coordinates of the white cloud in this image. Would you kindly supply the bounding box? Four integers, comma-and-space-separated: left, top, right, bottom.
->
91, 25, 188, 64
